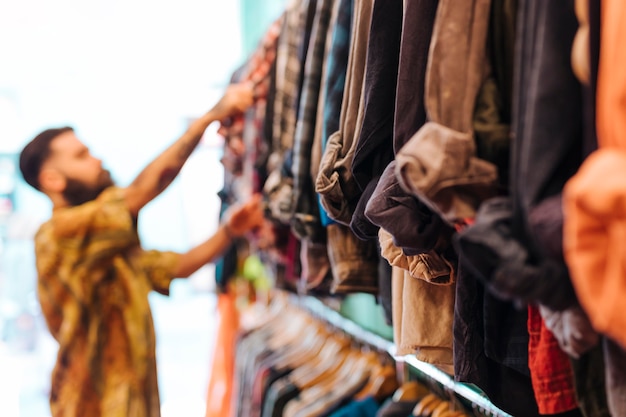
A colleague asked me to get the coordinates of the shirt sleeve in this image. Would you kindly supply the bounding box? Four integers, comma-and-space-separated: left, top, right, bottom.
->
138, 249, 182, 296
51, 187, 138, 267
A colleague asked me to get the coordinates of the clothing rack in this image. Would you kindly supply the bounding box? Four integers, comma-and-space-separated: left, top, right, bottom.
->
292, 294, 513, 417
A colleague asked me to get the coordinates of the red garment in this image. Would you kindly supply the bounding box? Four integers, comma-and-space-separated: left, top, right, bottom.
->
527, 305, 579, 415
205, 292, 240, 417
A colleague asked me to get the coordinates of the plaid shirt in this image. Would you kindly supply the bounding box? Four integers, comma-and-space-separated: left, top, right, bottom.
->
218, 16, 282, 182
272, 0, 312, 155
291, 0, 336, 240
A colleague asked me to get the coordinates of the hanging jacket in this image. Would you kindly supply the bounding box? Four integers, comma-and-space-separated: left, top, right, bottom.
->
455, 0, 582, 311
359, 0, 450, 258
365, 161, 453, 264
291, 0, 335, 242
393, 0, 440, 154
350, 0, 402, 195
313, 0, 354, 227
395, 0, 498, 225
315, 0, 374, 225
264, 0, 317, 225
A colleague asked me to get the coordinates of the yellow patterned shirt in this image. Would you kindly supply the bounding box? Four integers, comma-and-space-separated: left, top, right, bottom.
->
34, 187, 181, 417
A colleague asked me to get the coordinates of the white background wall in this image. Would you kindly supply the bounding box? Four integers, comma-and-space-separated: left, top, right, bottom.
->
0, 0, 253, 415
0, 0, 244, 244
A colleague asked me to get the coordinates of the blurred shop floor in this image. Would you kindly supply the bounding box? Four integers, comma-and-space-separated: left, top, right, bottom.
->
0, 279, 218, 417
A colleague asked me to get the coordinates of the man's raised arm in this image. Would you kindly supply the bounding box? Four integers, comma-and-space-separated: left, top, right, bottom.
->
123, 83, 253, 216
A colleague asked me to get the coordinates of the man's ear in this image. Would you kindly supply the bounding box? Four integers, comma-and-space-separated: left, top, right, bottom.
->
39, 168, 66, 193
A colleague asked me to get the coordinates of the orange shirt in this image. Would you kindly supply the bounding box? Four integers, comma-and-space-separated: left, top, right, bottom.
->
596, 0, 626, 149
35, 187, 180, 417
563, 0, 626, 349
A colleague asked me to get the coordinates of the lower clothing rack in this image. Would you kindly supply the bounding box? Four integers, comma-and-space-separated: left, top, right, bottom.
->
292, 294, 513, 417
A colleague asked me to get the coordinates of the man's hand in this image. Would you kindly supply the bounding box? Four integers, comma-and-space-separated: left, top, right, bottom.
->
123, 82, 255, 216
224, 193, 265, 237
211, 82, 255, 121
173, 194, 265, 278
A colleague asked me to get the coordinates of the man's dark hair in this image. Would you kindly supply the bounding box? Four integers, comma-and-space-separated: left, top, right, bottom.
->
19, 126, 74, 190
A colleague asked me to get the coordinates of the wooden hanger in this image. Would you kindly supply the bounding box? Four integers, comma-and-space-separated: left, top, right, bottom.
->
430, 401, 451, 417
350, 348, 397, 402
412, 393, 443, 416
353, 362, 399, 403
309, 348, 374, 398
288, 333, 352, 389
272, 320, 328, 370
438, 411, 468, 417
392, 380, 431, 402
284, 350, 372, 417
267, 309, 314, 350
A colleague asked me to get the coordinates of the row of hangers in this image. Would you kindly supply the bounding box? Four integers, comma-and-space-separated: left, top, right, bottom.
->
260, 291, 513, 417
244, 292, 475, 416
392, 380, 469, 416
246, 293, 400, 408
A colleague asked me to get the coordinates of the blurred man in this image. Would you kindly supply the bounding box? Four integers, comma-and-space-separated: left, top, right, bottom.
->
18, 82, 264, 417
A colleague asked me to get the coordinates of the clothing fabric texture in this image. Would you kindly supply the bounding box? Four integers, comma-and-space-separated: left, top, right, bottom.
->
455, 0, 582, 312
291, 0, 335, 242
320, 0, 353, 157
378, 229, 453, 286
289, 0, 336, 293
219, 16, 282, 158
309, 0, 339, 188
570, 343, 612, 417
350, 0, 402, 197
326, 223, 379, 294
473, 0, 516, 191
35, 187, 180, 417
563, 149, 626, 350
350, 175, 382, 241
387, 264, 454, 373
452, 3, 587, 412
376, 239, 393, 325
603, 338, 626, 417
561, 3, 621, 414
454, 197, 577, 310
509, 0, 583, 272
527, 305, 579, 415
539, 305, 599, 360
361, 0, 453, 270
395, 0, 498, 225
310, 0, 341, 229
453, 262, 540, 416
308, 0, 382, 296
316, 0, 374, 224
365, 161, 454, 263
265, 0, 316, 225
318, 0, 353, 227
563, 0, 626, 351
393, 0, 439, 153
